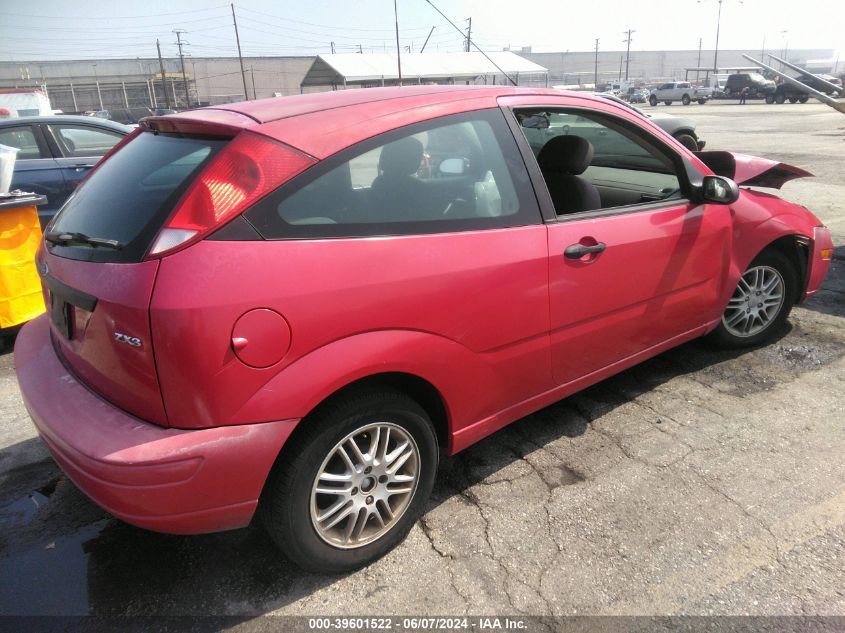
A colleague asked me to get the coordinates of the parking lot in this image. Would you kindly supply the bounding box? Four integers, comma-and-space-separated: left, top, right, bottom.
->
0, 101, 843, 618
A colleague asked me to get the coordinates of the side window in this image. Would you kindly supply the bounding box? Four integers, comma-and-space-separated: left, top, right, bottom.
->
516, 109, 682, 216
0, 126, 43, 159
50, 125, 124, 157
246, 109, 540, 238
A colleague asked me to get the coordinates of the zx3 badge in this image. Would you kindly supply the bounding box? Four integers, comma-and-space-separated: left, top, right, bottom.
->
114, 332, 142, 347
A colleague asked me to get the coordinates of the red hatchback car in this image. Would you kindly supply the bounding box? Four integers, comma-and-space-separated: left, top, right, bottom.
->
15, 86, 832, 572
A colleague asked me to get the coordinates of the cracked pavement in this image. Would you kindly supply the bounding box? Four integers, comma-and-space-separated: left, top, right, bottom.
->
1, 103, 844, 617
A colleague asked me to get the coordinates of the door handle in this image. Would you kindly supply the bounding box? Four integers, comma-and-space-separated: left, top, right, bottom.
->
71, 164, 95, 171
564, 242, 606, 259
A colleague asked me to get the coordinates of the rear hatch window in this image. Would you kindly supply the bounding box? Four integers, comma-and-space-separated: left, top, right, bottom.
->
47, 132, 225, 262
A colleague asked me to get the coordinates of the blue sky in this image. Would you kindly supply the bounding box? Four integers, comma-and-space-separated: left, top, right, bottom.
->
0, 0, 841, 61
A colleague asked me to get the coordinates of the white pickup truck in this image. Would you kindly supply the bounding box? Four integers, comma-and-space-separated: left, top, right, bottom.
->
648, 82, 711, 106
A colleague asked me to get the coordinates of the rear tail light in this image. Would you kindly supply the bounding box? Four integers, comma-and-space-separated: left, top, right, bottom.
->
147, 132, 315, 257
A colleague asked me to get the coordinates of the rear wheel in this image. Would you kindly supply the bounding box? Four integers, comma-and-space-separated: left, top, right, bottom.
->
775, 93, 786, 104
698, 98, 707, 105
765, 94, 775, 104
261, 388, 439, 573
788, 96, 798, 104
649, 95, 658, 106
798, 95, 809, 103
682, 94, 691, 105
707, 250, 797, 349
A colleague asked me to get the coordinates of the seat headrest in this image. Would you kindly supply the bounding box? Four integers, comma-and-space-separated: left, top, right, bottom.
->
537, 135, 594, 175
379, 136, 424, 177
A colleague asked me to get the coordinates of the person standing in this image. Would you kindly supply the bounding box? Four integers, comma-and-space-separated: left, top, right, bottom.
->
739, 86, 749, 105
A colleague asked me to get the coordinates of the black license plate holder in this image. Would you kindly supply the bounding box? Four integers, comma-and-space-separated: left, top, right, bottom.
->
49, 292, 72, 340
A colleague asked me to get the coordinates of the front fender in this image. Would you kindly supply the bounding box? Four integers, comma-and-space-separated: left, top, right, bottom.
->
717, 192, 822, 314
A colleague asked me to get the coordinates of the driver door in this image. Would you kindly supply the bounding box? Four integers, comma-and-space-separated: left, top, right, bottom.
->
504, 96, 732, 386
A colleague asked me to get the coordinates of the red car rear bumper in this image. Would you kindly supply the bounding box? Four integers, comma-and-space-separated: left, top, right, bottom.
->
15, 315, 298, 534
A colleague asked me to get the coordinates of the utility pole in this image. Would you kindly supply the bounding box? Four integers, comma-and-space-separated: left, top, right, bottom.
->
250, 65, 256, 99
623, 29, 634, 81
393, 0, 402, 85
92, 63, 103, 110
465, 17, 472, 53
594, 38, 599, 87
231, 3, 249, 100
156, 39, 172, 109
618, 55, 623, 81
696, 37, 702, 81
174, 30, 190, 107
358, 44, 363, 54
330, 42, 336, 54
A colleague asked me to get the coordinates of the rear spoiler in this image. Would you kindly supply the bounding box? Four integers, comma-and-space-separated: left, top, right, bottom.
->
694, 150, 812, 189
139, 108, 258, 137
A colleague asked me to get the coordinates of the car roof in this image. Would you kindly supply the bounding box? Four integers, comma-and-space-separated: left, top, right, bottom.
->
148, 85, 642, 160
0, 115, 132, 132
193, 85, 581, 125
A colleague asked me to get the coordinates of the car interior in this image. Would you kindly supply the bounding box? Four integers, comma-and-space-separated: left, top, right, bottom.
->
269, 118, 522, 229
516, 109, 683, 214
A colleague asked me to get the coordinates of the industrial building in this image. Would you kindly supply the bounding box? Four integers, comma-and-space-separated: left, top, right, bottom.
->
0, 48, 836, 122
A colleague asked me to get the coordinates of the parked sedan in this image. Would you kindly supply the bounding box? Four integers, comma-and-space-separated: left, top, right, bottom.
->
16, 87, 832, 573
0, 116, 130, 225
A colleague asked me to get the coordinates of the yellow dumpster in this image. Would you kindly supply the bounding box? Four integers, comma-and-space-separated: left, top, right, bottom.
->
0, 194, 47, 330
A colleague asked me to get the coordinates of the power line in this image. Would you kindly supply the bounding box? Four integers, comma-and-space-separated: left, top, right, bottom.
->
237, 6, 433, 33
423, 0, 516, 85
0, 6, 229, 20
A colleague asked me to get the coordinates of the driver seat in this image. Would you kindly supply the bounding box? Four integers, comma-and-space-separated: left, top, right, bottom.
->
537, 136, 601, 214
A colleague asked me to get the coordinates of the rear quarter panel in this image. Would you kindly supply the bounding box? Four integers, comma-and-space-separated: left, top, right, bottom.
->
150, 227, 551, 434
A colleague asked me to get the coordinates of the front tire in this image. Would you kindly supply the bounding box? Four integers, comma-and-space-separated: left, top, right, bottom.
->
664, 100, 672, 106
708, 250, 797, 349
261, 388, 439, 573
682, 94, 691, 105
649, 95, 658, 106
674, 132, 699, 151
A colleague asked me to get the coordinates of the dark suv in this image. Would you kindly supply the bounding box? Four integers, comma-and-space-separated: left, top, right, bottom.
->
723, 73, 776, 98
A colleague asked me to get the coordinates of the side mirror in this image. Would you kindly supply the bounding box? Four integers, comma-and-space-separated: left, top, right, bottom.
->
701, 175, 739, 204
439, 158, 466, 176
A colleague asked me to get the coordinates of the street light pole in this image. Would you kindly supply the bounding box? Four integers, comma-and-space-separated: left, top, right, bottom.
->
713, 0, 723, 72
394, 0, 402, 85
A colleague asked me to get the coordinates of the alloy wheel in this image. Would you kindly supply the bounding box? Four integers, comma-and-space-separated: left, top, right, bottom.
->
722, 265, 785, 337
310, 422, 420, 549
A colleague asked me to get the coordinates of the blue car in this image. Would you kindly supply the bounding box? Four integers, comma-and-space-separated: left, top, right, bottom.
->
0, 115, 131, 226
